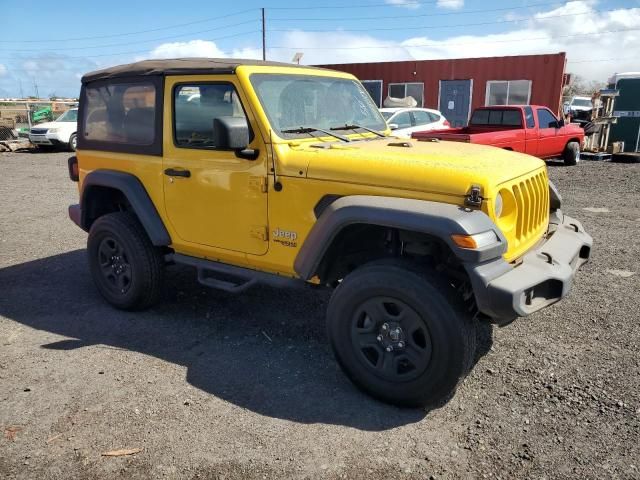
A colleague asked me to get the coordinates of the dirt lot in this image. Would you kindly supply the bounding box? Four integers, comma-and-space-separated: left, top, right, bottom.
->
0, 150, 638, 479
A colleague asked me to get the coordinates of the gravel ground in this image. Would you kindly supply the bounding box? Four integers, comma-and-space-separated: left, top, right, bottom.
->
0, 151, 639, 479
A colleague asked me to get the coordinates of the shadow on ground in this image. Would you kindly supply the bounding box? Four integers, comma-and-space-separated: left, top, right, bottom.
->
0, 250, 472, 431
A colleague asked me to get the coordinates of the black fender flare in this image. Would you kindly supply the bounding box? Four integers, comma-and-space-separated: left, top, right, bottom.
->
294, 195, 507, 280
80, 170, 171, 246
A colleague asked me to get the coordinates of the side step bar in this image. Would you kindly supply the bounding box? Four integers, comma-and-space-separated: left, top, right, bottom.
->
167, 253, 299, 293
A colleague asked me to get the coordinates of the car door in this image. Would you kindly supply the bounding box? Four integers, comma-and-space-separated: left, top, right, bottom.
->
536, 107, 563, 158
162, 76, 269, 255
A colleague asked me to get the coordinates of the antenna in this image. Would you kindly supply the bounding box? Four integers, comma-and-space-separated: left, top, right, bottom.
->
269, 130, 282, 192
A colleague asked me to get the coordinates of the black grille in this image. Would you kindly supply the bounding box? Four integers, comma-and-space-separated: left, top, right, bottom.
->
30, 128, 48, 135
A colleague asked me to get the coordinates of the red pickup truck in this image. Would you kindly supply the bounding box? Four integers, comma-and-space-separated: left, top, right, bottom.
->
412, 105, 584, 166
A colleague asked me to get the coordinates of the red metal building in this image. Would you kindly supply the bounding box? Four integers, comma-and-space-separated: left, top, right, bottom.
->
319, 52, 567, 127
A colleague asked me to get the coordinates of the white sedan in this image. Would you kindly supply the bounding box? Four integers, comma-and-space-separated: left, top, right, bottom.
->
380, 108, 450, 138
29, 108, 78, 151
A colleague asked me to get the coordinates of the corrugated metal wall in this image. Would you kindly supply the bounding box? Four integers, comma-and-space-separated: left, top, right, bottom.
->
319, 53, 567, 116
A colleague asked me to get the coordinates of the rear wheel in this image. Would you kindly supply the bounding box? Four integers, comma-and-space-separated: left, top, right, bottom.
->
87, 212, 163, 310
563, 141, 580, 166
327, 261, 476, 408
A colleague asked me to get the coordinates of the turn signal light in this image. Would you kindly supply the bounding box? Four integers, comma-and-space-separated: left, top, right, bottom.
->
451, 231, 499, 249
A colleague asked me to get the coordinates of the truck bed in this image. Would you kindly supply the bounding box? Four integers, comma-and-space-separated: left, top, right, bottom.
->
413, 125, 525, 148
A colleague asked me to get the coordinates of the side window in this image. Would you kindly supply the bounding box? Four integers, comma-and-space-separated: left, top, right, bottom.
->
174, 83, 247, 148
536, 108, 558, 129
391, 111, 412, 129
83, 82, 156, 145
412, 110, 434, 126
524, 106, 535, 128
502, 110, 523, 126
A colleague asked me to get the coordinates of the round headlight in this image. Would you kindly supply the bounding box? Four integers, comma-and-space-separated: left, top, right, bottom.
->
495, 193, 504, 218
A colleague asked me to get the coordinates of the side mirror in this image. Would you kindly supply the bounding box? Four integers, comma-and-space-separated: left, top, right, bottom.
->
557, 118, 565, 128
213, 116, 249, 150
388, 123, 399, 130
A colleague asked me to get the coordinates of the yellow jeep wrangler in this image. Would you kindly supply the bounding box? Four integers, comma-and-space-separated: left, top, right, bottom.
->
68, 58, 592, 407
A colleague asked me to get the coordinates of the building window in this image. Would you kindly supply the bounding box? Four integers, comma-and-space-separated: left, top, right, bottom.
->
485, 80, 532, 106
388, 82, 424, 107
361, 80, 383, 107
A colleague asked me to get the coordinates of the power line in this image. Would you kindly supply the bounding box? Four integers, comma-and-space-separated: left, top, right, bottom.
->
10, 20, 260, 52
268, 1, 566, 21
270, 9, 622, 33
268, 0, 466, 9
0, 8, 258, 43
567, 56, 638, 64
0, 31, 262, 61
270, 26, 640, 49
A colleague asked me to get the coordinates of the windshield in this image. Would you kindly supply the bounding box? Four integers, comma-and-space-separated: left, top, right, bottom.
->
572, 99, 592, 107
250, 74, 387, 138
56, 109, 78, 122
380, 111, 394, 120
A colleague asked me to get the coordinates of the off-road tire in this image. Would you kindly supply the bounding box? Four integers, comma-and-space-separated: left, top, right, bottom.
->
563, 141, 580, 166
68, 133, 77, 152
87, 212, 163, 310
327, 260, 476, 408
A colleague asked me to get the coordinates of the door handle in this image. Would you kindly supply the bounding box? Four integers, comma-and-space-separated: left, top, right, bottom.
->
164, 168, 191, 178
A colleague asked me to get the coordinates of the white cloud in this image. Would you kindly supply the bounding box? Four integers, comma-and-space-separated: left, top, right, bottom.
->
0, 64, 7, 77
146, 40, 262, 60
385, 0, 421, 10
266, 1, 640, 81
276, 31, 413, 65
139, 2, 638, 82
437, 0, 464, 9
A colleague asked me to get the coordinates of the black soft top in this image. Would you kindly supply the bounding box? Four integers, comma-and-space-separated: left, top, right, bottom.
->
82, 58, 322, 83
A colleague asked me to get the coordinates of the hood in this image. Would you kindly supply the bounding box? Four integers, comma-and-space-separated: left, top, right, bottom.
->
281, 137, 545, 199
30, 121, 60, 130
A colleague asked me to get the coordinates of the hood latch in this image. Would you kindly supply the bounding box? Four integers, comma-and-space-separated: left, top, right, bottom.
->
465, 185, 483, 208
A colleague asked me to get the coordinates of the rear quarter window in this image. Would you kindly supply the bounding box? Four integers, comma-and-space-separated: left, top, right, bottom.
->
471, 109, 522, 127
79, 77, 162, 155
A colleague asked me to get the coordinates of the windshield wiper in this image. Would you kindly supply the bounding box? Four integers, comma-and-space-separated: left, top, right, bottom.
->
330, 124, 386, 138
281, 126, 350, 142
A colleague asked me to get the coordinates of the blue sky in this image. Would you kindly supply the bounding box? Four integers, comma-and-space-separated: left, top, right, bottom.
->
1, 0, 638, 97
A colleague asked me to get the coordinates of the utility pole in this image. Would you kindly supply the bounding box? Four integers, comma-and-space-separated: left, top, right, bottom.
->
33, 78, 39, 99
18, 79, 24, 99
261, 8, 266, 61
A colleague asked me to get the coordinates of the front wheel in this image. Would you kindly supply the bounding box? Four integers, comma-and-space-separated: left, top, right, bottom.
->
68, 133, 77, 152
326, 261, 476, 408
87, 212, 164, 310
563, 141, 580, 166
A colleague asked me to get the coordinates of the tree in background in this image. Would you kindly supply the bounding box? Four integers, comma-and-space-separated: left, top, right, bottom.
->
564, 75, 607, 100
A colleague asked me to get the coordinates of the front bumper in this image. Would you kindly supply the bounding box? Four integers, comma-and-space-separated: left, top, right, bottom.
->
467, 210, 592, 324
29, 133, 64, 146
